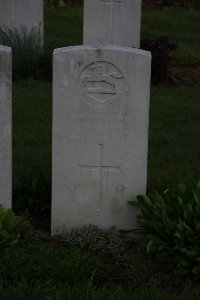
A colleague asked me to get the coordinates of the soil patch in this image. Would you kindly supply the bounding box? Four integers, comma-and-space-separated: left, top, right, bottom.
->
168, 64, 200, 85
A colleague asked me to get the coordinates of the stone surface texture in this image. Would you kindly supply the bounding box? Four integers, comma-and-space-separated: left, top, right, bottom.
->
84, 0, 142, 48
52, 45, 151, 234
0, 45, 12, 209
0, 0, 43, 39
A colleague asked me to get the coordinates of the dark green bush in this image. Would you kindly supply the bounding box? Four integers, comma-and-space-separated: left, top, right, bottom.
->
13, 171, 51, 216
61, 225, 128, 265
161, 0, 179, 6
0, 205, 29, 246
129, 181, 200, 275
0, 26, 53, 80
44, 0, 83, 7
141, 36, 177, 84
160, 0, 200, 8
0, 244, 109, 285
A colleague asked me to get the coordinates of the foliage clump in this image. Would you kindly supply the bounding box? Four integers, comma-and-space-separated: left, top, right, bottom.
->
0, 26, 52, 80
62, 225, 128, 265
44, 0, 83, 7
129, 181, 200, 275
0, 205, 29, 246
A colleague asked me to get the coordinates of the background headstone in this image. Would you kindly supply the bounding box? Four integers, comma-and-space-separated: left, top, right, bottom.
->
0, 45, 12, 209
84, 0, 142, 48
0, 0, 43, 40
52, 45, 151, 234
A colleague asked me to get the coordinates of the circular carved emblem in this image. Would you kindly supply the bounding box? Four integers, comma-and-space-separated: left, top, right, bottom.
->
80, 61, 125, 108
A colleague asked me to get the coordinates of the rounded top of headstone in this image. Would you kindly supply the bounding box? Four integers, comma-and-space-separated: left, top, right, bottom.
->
54, 45, 151, 58
0, 45, 12, 53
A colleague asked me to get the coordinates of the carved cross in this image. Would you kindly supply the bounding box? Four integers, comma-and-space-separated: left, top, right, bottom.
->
79, 144, 120, 209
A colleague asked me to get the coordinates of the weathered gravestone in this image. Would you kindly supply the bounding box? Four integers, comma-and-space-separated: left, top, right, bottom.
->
52, 45, 151, 234
0, 0, 43, 40
0, 46, 12, 209
84, 0, 142, 48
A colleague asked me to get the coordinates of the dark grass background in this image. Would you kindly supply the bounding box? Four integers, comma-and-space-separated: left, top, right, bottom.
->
13, 7, 200, 211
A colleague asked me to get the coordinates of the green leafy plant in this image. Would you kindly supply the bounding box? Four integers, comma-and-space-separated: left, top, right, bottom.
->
129, 181, 200, 275
61, 225, 128, 265
0, 205, 29, 246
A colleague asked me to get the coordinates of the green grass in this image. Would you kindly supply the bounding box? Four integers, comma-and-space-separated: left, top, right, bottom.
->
44, 7, 200, 64
44, 6, 83, 47
13, 83, 200, 207
148, 85, 200, 192
0, 243, 199, 300
141, 8, 200, 64
13, 80, 52, 211
1, 283, 200, 300
0, 244, 109, 285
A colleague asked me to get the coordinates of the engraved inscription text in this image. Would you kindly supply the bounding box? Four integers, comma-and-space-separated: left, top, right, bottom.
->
68, 112, 128, 139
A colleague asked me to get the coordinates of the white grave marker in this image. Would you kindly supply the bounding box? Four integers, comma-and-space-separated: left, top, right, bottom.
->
52, 45, 151, 234
0, 0, 43, 40
0, 45, 12, 209
84, 0, 142, 48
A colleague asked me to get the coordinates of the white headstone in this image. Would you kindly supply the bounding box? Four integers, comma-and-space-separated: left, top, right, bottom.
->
0, 0, 43, 40
84, 0, 142, 48
0, 45, 12, 209
52, 45, 151, 234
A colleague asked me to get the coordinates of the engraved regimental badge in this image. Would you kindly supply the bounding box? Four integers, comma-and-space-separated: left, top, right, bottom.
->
80, 61, 125, 108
